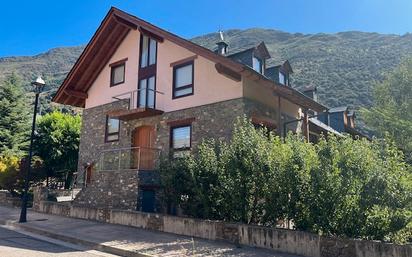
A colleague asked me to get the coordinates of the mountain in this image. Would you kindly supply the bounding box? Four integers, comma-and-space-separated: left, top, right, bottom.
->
1, 28, 412, 115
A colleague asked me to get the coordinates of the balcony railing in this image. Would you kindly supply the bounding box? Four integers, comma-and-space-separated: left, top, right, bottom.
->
97, 147, 161, 171
108, 89, 165, 120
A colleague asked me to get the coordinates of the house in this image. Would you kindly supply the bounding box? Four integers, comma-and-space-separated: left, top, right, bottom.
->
300, 86, 366, 140
53, 7, 336, 212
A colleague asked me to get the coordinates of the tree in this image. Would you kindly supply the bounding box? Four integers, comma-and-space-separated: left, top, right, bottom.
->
33, 111, 81, 188
0, 74, 31, 155
362, 58, 412, 162
0, 153, 45, 195
158, 117, 412, 243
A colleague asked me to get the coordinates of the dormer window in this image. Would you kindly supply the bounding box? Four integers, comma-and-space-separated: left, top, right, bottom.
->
279, 71, 287, 85
252, 56, 263, 74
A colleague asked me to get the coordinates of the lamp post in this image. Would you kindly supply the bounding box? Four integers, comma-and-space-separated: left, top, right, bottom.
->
19, 76, 45, 223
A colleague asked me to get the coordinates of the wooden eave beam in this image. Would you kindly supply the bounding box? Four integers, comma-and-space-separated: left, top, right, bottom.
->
215, 63, 242, 82
139, 27, 164, 42
64, 89, 88, 99
113, 13, 138, 29
74, 24, 130, 94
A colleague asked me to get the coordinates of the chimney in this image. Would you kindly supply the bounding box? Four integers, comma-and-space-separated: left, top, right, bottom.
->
302, 85, 318, 102
216, 30, 228, 55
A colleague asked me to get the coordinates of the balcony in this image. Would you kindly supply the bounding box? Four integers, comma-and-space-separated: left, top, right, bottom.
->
97, 147, 161, 171
107, 89, 164, 121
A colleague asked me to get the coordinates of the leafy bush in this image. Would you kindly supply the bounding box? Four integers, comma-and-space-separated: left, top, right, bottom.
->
0, 154, 23, 194
159, 116, 412, 243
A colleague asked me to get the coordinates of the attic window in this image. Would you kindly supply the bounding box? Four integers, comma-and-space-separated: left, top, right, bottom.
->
279, 71, 286, 85
252, 56, 263, 74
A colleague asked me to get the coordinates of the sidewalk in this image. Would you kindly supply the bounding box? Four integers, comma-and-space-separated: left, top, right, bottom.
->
0, 206, 299, 257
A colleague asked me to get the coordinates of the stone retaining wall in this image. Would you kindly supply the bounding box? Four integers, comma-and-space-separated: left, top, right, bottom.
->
33, 199, 412, 257
0, 191, 21, 208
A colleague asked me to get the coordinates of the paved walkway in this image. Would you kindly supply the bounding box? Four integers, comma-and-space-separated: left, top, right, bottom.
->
0, 206, 300, 257
0, 226, 114, 256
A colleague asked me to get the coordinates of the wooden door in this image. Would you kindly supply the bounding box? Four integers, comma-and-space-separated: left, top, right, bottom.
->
132, 126, 155, 170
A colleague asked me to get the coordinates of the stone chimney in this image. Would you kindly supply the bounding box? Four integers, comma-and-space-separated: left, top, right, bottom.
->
216, 30, 228, 55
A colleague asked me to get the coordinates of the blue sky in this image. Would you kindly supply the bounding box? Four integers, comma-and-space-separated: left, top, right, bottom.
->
1, 0, 412, 57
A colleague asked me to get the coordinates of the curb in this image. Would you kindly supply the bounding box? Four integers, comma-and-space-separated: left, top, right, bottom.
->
0, 219, 155, 257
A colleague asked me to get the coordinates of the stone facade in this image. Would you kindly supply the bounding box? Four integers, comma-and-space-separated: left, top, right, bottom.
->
74, 170, 138, 210
74, 97, 279, 210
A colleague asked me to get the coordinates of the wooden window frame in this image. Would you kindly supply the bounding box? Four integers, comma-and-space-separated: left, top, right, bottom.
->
139, 34, 158, 71
172, 60, 194, 99
105, 116, 120, 143
110, 59, 127, 87
170, 124, 192, 151
137, 76, 157, 109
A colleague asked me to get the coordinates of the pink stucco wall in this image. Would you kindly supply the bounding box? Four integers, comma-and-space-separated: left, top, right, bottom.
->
85, 30, 243, 110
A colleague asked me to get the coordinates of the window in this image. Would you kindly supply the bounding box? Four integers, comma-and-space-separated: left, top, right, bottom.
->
105, 117, 120, 142
171, 125, 191, 150
110, 63, 125, 86
252, 56, 263, 73
138, 76, 156, 108
140, 35, 157, 68
279, 71, 286, 85
173, 61, 194, 99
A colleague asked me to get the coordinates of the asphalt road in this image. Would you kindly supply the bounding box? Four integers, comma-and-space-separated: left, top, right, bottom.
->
0, 226, 116, 257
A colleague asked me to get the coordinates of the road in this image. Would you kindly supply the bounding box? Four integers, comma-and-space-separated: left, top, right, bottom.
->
0, 226, 117, 257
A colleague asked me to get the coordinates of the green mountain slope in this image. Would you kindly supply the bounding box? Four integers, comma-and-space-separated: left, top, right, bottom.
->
1, 29, 412, 112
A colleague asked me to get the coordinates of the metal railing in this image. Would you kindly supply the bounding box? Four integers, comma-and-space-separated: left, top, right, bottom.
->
112, 89, 164, 110
97, 147, 161, 171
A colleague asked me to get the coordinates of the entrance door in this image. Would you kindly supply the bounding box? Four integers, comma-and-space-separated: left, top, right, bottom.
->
141, 189, 156, 213
132, 126, 155, 170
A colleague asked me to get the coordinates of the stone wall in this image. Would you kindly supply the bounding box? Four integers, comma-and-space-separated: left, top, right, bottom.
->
0, 191, 21, 208
75, 98, 274, 210
77, 97, 276, 177
34, 199, 412, 257
73, 170, 138, 210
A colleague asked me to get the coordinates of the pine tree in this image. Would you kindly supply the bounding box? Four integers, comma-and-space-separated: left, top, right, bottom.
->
0, 74, 31, 155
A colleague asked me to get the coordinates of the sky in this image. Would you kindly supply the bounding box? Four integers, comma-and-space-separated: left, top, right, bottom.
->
1, 0, 412, 57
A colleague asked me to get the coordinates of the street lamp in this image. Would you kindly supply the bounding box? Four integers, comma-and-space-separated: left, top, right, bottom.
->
19, 76, 45, 223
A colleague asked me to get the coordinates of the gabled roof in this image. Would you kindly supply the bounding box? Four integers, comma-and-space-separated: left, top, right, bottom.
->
272, 60, 293, 74
226, 42, 271, 59
309, 118, 342, 136
53, 7, 325, 112
328, 106, 349, 113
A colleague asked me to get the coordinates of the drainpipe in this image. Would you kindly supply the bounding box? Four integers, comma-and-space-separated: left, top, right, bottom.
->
303, 110, 309, 143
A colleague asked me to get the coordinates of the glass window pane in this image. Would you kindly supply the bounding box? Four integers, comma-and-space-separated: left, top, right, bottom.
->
279, 72, 285, 85
113, 65, 125, 84
140, 36, 149, 68
253, 57, 262, 73
175, 64, 193, 88
175, 87, 193, 97
147, 76, 155, 108
149, 39, 157, 66
108, 118, 119, 134
172, 126, 191, 149
139, 79, 147, 108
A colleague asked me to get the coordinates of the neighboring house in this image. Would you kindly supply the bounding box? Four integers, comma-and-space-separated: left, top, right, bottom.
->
53, 7, 342, 212
301, 86, 367, 142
